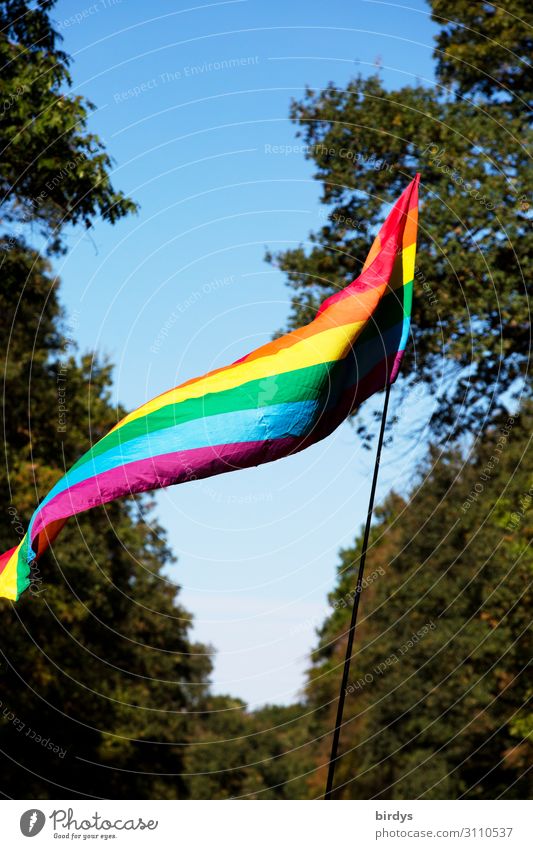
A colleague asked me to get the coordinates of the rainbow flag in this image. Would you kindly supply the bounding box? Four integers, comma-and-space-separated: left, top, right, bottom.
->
0, 175, 419, 601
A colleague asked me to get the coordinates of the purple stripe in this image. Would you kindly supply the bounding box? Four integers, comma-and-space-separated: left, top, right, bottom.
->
390, 348, 406, 384
29, 436, 303, 543
30, 350, 400, 548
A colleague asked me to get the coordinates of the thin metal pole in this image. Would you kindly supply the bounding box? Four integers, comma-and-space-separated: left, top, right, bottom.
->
324, 381, 391, 799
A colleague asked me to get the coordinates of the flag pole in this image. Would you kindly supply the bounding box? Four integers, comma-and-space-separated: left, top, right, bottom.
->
324, 380, 391, 799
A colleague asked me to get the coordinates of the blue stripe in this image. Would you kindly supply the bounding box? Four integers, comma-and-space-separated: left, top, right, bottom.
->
29, 318, 409, 538
29, 399, 320, 534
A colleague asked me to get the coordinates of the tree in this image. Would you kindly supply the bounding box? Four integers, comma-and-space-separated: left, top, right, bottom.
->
431, 1, 533, 106
183, 697, 316, 799
267, 1, 532, 441
0, 0, 214, 799
262, 0, 532, 799
301, 404, 532, 799
0, 0, 136, 255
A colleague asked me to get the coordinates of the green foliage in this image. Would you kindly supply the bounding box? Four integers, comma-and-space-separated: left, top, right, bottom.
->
0, 0, 530, 801
302, 406, 532, 799
0, 238, 217, 798
268, 2, 532, 440
0, 0, 212, 799
430, 1, 533, 104
0, 0, 137, 255
184, 699, 316, 799
270, 6, 532, 791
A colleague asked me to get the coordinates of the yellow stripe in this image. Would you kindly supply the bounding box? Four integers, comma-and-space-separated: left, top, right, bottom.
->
115, 236, 418, 433
387, 241, 415, 294
119, 319, 368, 429
0, 541, 22, 601
117, 239, 418, 433
402, 242, 416, 283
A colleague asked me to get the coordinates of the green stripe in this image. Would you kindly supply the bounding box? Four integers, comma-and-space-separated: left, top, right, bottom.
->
71, 285, 413, 475
70, 360, 343, 473
355, 281, 412, 346
16, 538, 31, 597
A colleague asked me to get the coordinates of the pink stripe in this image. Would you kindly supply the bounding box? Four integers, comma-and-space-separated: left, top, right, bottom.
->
30, 351, 402, 548
31, 353, 400, 546
30, 437, 302, 543
389, 349, 406, 384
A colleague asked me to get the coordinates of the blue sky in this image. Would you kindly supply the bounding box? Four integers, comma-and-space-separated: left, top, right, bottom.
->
52, 0, 439, 706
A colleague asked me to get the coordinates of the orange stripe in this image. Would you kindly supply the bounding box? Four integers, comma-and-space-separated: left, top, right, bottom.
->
362, 234, 382, 273
108, 176, 420, 435
237, 282, 387, 365
109, 281, 385, 434
403, 207, 418, 247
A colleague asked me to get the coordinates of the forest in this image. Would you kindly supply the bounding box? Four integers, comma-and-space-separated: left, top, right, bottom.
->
0, 0, 530, 799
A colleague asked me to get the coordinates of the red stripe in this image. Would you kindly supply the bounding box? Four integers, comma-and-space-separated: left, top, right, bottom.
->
0, 546, 17, 576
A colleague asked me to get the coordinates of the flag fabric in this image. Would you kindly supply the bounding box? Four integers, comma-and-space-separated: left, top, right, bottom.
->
0, 175, 419, 601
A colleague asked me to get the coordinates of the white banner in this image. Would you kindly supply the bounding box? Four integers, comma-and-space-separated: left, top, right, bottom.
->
2, 799, 531, 848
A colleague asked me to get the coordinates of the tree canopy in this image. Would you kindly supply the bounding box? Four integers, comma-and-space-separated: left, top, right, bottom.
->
0, 0, 136, 255
300, 404, 532, 798
0, 0, 530, 799
0, 0, 211, 799
268, 0, 532, 440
